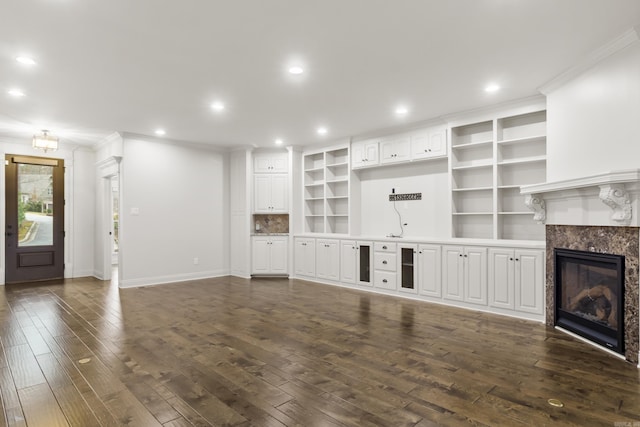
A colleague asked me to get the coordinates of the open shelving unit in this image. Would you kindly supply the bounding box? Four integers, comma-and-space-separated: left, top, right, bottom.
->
303, 146, 350, 234
450, 110, 547, 241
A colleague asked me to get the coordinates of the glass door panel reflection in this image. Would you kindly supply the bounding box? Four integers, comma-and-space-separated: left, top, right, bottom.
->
18, 163, 54, 247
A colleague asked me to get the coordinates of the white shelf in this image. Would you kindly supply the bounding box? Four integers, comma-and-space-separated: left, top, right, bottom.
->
498, 156, 546, 166
326, 178, 348, 183
498, 135, 546, 146
498, 212, 532, 215
498, 184, 521, 189
451, 162, 493, 171
305, 197, 324, 201
452, 140, 493, 150
452, 212, 493, 216
452, 187, 493, 192
326, 195, 348, 200
304, 182, 324, 187
326, 161, 349, 168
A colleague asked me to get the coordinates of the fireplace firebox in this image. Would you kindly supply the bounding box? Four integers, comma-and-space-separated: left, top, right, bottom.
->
554, 248, 625, 355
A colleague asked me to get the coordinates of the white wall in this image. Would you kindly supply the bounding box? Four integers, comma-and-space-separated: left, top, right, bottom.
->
546, 41, 640, 182
0, 139, 95, 284
357, 159, 450, 238
119, 136, 230, 287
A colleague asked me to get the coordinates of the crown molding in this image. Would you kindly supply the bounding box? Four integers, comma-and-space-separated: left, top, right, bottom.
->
538, 26, 640, 95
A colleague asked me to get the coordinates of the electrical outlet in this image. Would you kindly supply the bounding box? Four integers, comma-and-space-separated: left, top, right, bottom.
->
193, 257, 199, 265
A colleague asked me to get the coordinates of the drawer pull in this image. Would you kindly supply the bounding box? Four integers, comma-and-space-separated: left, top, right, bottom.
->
382, 279, 388, 283
382, 260, 387, 265
382, 245, 388, 250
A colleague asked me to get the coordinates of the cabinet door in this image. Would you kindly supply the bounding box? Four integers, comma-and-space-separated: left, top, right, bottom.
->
399, 245, 417, 292
443, 246, 464, 301
488, 248, 515, 309
340, 240, 357, 284
410, 130, 431, 160
357, 241, 373, 286
317, 240, 340, 281
380, 140, 397, 164
270, 237, 288, 274
294, 238, 315, 277
428, 128, 447, 157
464, 247, 487, 305
254, 175, 271, 212
251, 237, 270, 274
254, 155, 273, 173
270, 174, 288, 212
270, 154, 288, 173
364, 142, 379, 166
351, 142, 366, 169
418, 244, 441, 297
515, 250, 544, 315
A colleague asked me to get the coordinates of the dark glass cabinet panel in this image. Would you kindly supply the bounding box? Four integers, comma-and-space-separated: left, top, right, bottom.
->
401, 247, 414, 289
359, 244, 371, 283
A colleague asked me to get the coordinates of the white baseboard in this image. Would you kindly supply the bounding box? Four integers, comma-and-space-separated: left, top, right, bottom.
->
119, 269, 230, 288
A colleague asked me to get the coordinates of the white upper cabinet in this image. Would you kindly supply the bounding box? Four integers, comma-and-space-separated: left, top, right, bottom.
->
254, 152, 288, 173
351, 140, 379, 169
380, 135, 411, 164
410, 127, 447, 160
254, 174, 288, 213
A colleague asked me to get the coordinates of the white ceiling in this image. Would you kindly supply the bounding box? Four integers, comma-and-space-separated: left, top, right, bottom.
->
1, 0, 639, 149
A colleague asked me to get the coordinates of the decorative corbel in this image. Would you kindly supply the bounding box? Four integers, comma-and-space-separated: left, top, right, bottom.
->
599, 184, 632, 225
525, 194, 546, 223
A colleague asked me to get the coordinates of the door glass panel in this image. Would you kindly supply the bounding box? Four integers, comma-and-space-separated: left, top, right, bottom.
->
18, 163, 54, 247
401, 248, 414, 289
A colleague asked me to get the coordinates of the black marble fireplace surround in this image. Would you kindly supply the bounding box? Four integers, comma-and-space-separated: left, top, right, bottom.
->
546, 225, 639, 363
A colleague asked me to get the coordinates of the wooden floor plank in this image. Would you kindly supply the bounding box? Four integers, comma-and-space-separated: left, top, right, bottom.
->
18, 383, 69, 427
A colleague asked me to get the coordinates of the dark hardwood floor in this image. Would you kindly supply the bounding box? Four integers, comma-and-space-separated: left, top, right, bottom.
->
1, 274, 639, 426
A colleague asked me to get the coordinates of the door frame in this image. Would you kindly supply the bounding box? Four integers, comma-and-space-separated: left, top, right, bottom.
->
97, 156, 121, 282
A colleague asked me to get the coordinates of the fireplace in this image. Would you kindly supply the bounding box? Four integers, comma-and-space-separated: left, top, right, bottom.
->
555, 248, 625, 355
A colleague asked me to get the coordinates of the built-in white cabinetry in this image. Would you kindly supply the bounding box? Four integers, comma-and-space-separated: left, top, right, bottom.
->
442, 245, 487, 305
374, 242, 397, 290
254, 152, 288, 173
380, 135, 411, 165
417, 244, 441, 298
316, 239, 340, 281
450, 110, 546, 240
294, 237, 315, 277
251, 236, 288, 275
488, 248, 544, 315
292, 236, 544, 321
303, 147, 350, 234
351, 140, 380, 169
411, 127, 447, 160
254, 174, 288, 213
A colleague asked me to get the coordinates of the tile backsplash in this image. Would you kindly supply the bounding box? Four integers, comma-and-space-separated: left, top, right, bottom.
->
253, 214, 289, 234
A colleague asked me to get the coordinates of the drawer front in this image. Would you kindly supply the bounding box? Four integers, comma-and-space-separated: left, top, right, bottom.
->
374, 242, 397, 253
374, 253, 397, 271
374, 271, 397, 290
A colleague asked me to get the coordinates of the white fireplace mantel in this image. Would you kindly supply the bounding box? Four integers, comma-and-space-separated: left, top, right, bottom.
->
520, 169, 640, 226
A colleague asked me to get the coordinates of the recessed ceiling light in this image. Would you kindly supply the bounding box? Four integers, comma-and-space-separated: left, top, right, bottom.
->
7, 89, 25, 97
154, 129, 166, 136
16, 56, 36, 66
211, 101, 225, 112
275, 138, 284, 145
317, 127, 328, 135
395, 106, 409, 116
485, 83, 500, 93
288, 66, 304, 75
